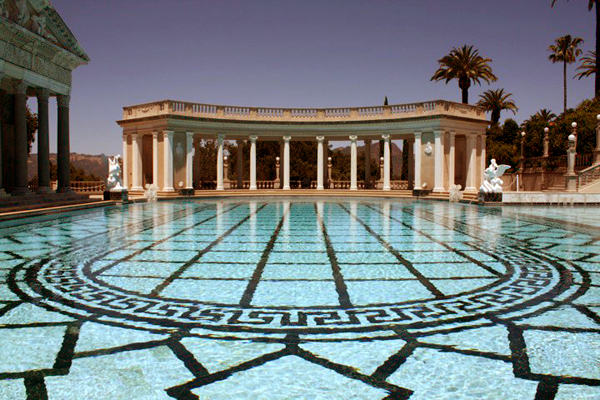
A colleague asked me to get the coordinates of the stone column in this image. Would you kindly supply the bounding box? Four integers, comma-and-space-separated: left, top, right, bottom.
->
382, 134, 391, 191
56, 94, 71, 193
249, 135, 257, 190
122, 134, 129, 189
322, 139, 329, 187
448, 132, 455, 188
279, 142, 284, 189
236, 139, 243, 189
327, 157, 333, 188
131, 133, 143, 191
216, 133, 224, 190
152, 132, 158, 186
12, 81, 30, 195
0, 88, 6, 197
433, 131, 444, 192
565, 132, 577, 191
465, 134, 477, 191
364, 139, 371, 188
414, 132, 422, 189
283, 135, 291, 190
163, 130, 174, 192
595, 115, 600, 165
316, 136, 324, 190
36, 89, 51, 193
407, 139, 414, 190
479, 135, 486, 184
186, 132, 194, 189
350, 135, 358, 190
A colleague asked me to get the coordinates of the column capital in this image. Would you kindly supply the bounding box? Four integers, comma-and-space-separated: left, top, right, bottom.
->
57, 94, 70, 108
163, 130, 174, 137
217, 133, 225, 142
449, 131, 456, 138
283, 135, 291, 142
36, 88, 50, 102
381, 134, 390, 141
152, 131, 159, 139
414, 131, 422, 139
349, 135, 358, 142
316, 135, 325, 142
433, 130, 443, 138
12, 80, 28, 95
186, 131, 194, 137
249, 135, 258, 142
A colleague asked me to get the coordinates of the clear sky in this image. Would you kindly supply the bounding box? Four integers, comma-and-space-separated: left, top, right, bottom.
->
40, 0, 596, 155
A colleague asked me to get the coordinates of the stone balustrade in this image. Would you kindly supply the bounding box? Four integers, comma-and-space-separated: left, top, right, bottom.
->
123, 99, 486, 123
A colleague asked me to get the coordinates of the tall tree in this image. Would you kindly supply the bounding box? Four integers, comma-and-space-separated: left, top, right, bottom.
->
575, 50, 597, 80
476, 89, 518, 126
551, 0, 599, 98
430, 45, 498, 104
548, 34, 584, 113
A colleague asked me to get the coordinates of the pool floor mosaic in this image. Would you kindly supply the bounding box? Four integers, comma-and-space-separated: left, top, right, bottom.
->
0, 199, 599, 399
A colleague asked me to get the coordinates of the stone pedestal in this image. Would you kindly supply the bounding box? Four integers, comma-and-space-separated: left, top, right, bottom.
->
564, 173, 578, 192
413, 188, 431, 197
177, 188, 194, 196
104, 189, 128, 202
478, 191, 502, 204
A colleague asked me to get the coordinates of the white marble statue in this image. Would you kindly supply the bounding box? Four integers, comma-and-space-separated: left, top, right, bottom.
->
106, 155, 124, 191
449, 184, 463, 202
480, 159, 511, 194
144, 184, 158, 202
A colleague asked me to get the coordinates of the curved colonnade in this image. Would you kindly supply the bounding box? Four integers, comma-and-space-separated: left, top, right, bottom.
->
117, 99, 489, 195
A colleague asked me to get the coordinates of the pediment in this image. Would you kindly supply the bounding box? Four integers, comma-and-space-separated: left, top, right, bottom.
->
0, 0, 89, 64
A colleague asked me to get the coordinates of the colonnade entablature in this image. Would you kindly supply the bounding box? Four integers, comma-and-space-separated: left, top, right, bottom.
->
117, 99, 489, 194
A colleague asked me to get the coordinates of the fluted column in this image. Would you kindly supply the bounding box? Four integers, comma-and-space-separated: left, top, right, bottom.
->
350, 135, 358, 190
36, 89, 51, 193
131, 133, 143, 191
316, 136, 324, 190
414, 132, 422, 189
364, 139, 371, 188
448, 132, 455, 188
56, 94, 71, 193
433, 130, 444, 192
216, 134, 225, 190
322, 139, 329, 187
12, 80, 30, 195
283, 135, 291, 190
152, 132, 158, 186
186, 132, 194, 189
122, 134, 129, 189
236, 139, 243, 189
465, 134, 477, 192
595, 115, 600, 165
383, 134, 391, 191
479, 135, 486, 187
163, 130, 174, 192
249, 135, 257, 190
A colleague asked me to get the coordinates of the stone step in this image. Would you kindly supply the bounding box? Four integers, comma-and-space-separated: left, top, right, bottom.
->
0, 193, 96, 213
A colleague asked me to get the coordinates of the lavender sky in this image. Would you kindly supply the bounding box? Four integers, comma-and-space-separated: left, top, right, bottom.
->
38, 0, 596, 155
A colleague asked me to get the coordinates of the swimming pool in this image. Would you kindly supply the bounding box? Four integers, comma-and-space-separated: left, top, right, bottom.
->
0, 199, 598, 399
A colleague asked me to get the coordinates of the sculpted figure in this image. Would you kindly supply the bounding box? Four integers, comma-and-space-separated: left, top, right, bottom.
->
144, 184, 157, 202
13, 0, 29, 26
480, 159, 511, 194
0, 0, 9, 19
31, 14, 46, 36
106, 155, 124, 191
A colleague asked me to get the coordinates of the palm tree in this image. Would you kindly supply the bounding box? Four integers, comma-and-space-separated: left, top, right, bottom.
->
575, 51, 597, 80
551, 1, 599, 98
534, 108, 557, 123
476, 89, 518, 126
431, 45, 498, 104
548, 34, 584, 113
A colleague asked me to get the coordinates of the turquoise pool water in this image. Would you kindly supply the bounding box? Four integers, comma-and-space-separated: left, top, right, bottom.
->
0, 199, 599, 399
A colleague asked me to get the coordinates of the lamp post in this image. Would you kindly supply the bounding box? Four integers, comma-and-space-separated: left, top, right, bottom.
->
565, 131, 578, 191
327, 157, 332, 189
274, 156, 280, 188
542, 127, 550, 190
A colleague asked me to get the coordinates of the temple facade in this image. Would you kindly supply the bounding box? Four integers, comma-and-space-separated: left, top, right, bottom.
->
0, 0, 88, 196
117, 99, 488, 194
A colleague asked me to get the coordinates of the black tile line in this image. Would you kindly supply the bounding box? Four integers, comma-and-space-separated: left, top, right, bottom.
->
73, 338, 170, 359
511, 325, 600, 334
150, 203, 269, 297
0, 300, 22, 317
409, 321, 497, 339
52, 321, 83, 370
534, 381, 559, 400
337, 203, 444, 298
416, 341, 512, 362
315, 203, 353, 309
290, 344, 413, 399
167, 338, 210, 378
24, 372, 48, 400
90, 203, 241, 278
366, 204, 504, 278
572, 304, 600, 326
165, 348, 290, 398
239, 204, 293, 308
0, 322, 74, 329
502, 209, 600, 239
370, 341, 418, 382
99, 274, 498, 282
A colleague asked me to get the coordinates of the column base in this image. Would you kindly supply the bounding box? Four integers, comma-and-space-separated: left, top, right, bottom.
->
12, 186, 32, 196
216, 187, 225, 191
564, 174, 578, 192
433, 187, 445, 193
317, 186, 324, 190
464, 187, 477, 193
36, 186, 54, 194
249, 186, 257, 190
383, 187, 391, 191
283, 186, 290, 190
56, 187, 73, 194
350, 187, 358, 191
162, 187, 175, 192
132, 186, 144, 192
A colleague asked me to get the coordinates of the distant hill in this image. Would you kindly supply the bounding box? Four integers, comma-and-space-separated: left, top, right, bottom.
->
334, 142, 404, 179
28, 153, 110, 181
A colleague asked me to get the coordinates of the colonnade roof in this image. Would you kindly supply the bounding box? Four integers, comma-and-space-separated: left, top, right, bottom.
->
117, 99, 489, 140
